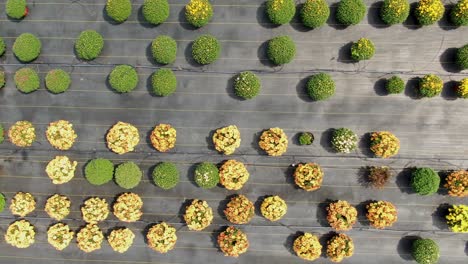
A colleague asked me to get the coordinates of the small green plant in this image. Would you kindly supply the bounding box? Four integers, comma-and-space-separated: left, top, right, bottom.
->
451, 0, 468, 26
151, 35, 177, 64
194, 162, 219, 189
0, 124, 4, 144
0, 37, 6, 56
115, 162, 142, 189
300, 0, 330, 28
106, 0, 132, 23
143, 0, 170, 25
14, 68, 39, 93
412, 239, 440, 264
331, 128, 358, 153
446, 204, 468, 232
152, 162, 180, 190
185, 0, 213, 27
151, 68, 177, 97
415, 0, 445, 25
411, 168, 440, 195
266, 0, 296, 25
109, 65, 139, 93
45, 69, 71, 94
457, 44, 468, 70
6, 0, 27, 19
13, 33, 41, 62
0, 193, 5, 212
298, 132, 314, 145
267, 36, 296, 65
306, 73, 335, 101
84, 158, 114, 186
0, 71, 5, 89
386, 76, 405, 94
419, 74, 443, 97
336, 0, 366, 25
191, 35, 221, 65
233, 71, 261, 99
75, 30, 104, 61
351, 38, 375, 61
380, 0, 410, 25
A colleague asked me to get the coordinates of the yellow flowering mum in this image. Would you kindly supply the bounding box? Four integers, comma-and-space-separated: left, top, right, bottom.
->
293, 233, 322, 261
81, 197, 109, 224
294, 163, 324, 191
415, 0, 445, 25
224, 195, 255, 224
212, 125, 241, 155
46, 120, 77, 150
45, 156, 78, 184
366, 201, 398, 229
184, 199, 214, 231
47, 223, 74, 251
326, 233, 354, 262
107, 228, 135, 253
106, 121, 140, 154
147, 222, 178, 253
444, 170, 468, 197
217, 226, 249, 257
185, 0, 213, 27
219, 160, 249, 190
113, 192, 143, 222
370, 131, 400, 158
150, 123, 176, 152
45, 194, 71, 220
446, 204, 468, 232
258, 127, 288, 156
5, 220, 35, 248
76, 224, 104, 253
327, 200, 358, 231
8, 120, 36, 147
10, 192, 36, 217
457, 78, 468, 99
261, 195, 287, 221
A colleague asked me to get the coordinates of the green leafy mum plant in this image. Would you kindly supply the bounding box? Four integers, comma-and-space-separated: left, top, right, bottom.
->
412, 239, 440, 264
6, 0, 27, 19
84, 158, 114, 186
415, 0, 445, 25
109, 65, 139, 93
14, 68, 40, 93
331, 128, 358, 153
306, 73, 335, 101
115, 162, 142, 189
152, 162, 180, 190
0, 125, 4, 144
106, 0, 132, 23
151, 35, 177, 64
419, 74, 443, 97
151, 69, 177, 97
266, 0, 296, 25
0, 193, 5, 212
233, 71, 261, 99
13, 33, 41, 62
0, 37, 6, 56
300, 0, 330, 28
351, 38, 375, 61
185, 0, 213, 28
411, 167, 440, 195
298, 132, 314, 145
380, 0, 410, 25
194, 162, 219, 189
45, 69, 71, 94
191, 35, 221, 65
446, 204, 468, 233
75, 30, 104, 61
267, 36, 296, 65
143, 0, 170, 25
0, 71, 5, 89
336, 0, 367, 25
386, 76, 405, 94
451, 0, 468, 26
457, 44, 468, 70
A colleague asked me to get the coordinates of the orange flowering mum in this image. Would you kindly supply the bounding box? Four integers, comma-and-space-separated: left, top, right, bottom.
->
444, 170, 468, 197
327, 200, 358, 231
326, 233, 354, 262
217, 226, 249, 257
366, 201, 398, 229
294, 162, 324, 191
224, 195, 255, 224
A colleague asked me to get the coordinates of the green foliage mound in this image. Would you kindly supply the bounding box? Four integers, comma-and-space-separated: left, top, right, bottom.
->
151, 35, 177, 64
457, 44, 468, 70
233, 71, 261, 99
0, 193, 5, 212
266, 0, 296, 25
351, 38, 375, 61
109, 65, 139, 93
85, 158, 114, 186
143, 0, 170, 25
75, 30, 104, 61
106, 0, 132, 23
300, 0, 330, 28
14, 68, 39, 93
412, 239, 440, 264
6, 0, 27, 19
13, 33, 41, 62
299, 132, 314, 145
0, 71, 5, 89
152, 162, 180, 190
191, 35, 221, 65
0, 37, 6, 56
336, 0, 367, 25
411, 168, 440, 195
386, 76, 405, 94
380, 0, 410, 25
0, 125, 4, 144
267, 36, 296, 65
45, 69, 71, 94
194, 162, 219, 189
306, 73, 335, 101
115, 161, 142, 189
151, 68, 177, 97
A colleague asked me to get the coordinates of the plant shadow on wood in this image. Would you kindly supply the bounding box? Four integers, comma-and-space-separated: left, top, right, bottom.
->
295, 76, 313, 102
356, 200, 374, 226
397, 236, 419, 260
137, 5, 156, 28
284, 231, 303, 256
337, 42, 354, 64
254, 195, 269, 218
184, 41, 203, 67
357, 132, 374, 158
438, 4, 458, 31
225, 75, 239, 100
216, 194, 236, 220
395, 167, 413, 194
178, 7, 198, 30
250, 131, 264, 155
186, 163, 199, 188
319, 128, 335, 154
441, 80, 458, 101
290, 4, 312, 32
436, 169, 451, 195
404, 77, 422, 99
319, 232, 336, 257
205, 128, 216, 152
440, 47, 460, 73
256, 3, 278, 29
327, 3, 347, 30
367, 1, 391, 29
177, 199, 193, 223
283, 164, 300, 190
102, 7, 122, 25
432, 203, 450, 230
402, 2, 422, 30
374, 78, 388, 96
316, 199, 333, 227
146, 164, 156, 187
210, 226, 224, 251
257, 40, 276, 67
357, 166, 370, 187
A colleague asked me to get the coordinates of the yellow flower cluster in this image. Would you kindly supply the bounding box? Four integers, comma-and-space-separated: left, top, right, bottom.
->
45, 156, 78, 184
150, 124, 176, 152
386, 0, 407, 17
224, 195, 255, 224
457, 78, 468, 98
8, 120, 36, 147
212, 125, 241, 155
47, 223, 74, 251
326, 233, 354, 262
45, 194, 71, 220
366, 201, 398, 229
293, 233, 322, 261
46, 120, 77, 150
106, 121, 140, 154
146, 222, 178, 253
219, 160, 249, 190
453, 0, 468, 18
258, 127, 288, 156
416, 0, 444, 22
107, 228, 135, 253
217, 226, 249, 257
184, 199, 214, 231
261, 195, 287, 221
81, 197, 109, 223
76, 224, 104, 253
186, 0, 212, 21
113, 192, 143, 222
370, 131, 400, 158
294, 163, 324, 191
271, 0, 285, 12
5, 220, 35, 248
444, 170, 468, 197
446, 204, 468, 232
10, 192, 36, 217
327, 200, 358, 231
